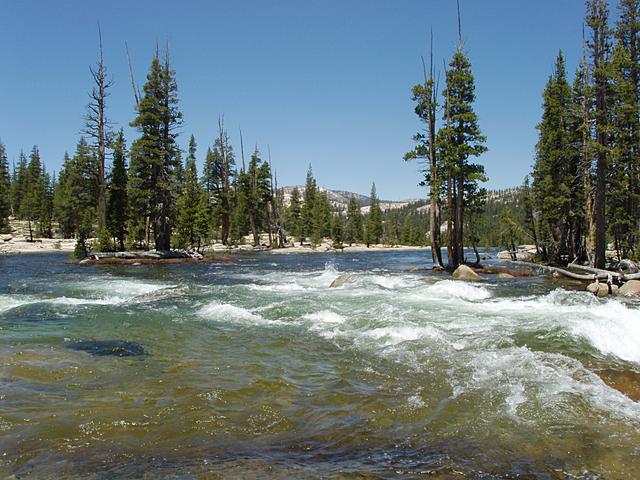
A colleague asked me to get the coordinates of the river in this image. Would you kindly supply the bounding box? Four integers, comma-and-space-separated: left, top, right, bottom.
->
1, 251, 639, 478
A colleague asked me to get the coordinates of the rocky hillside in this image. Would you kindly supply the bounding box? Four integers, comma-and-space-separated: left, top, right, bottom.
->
281, 186, 421, 213
281, 186, 521, 215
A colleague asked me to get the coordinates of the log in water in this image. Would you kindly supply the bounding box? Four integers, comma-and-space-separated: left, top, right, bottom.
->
1, 251, 639, 478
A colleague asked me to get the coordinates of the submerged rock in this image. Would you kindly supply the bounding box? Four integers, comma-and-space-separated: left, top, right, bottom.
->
126, 286, 188, 304
618, 279, 640, 298
497, 273, 515, 279
67, 340, 146, 357
330, 274, 352, 288
451, 265, 482, 282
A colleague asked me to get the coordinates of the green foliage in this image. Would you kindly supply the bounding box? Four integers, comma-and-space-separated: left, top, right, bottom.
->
300, 165, 317, 242
96, 228, 113, 252
532, 51, 583, 263
107, 130, 129, 251
74, 215, 92, 258
38, 168, 54, 238
54, 139, 98, 238
0, 140, 11, 232
176, 135, 201, 249
345, 194, 363, 245
331, 213, 344, 249
129, 51, 182, 251
365, 183, 383, 245
285, 186, 302, 243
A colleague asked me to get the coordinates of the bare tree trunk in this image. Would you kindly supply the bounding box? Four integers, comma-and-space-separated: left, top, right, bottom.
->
265, 203, 273, 247
455, 172, 465, 264
85, 27, 111, 232
248, 208, 259, 246
426, 35, 443, 268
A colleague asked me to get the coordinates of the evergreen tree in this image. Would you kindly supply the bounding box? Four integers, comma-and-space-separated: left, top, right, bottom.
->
176, 135, 201, 249
0, 140, 10, 232
532, 52, 582, 264
107, 130, 129, 251
587, 0, 612, 268
129, 50, 182, 251
38, 168, 54, 238
20, 146, 45, 241
310, 190, 330, 246
345, 194, 363, 245
331, 213, 344, 249
300, 165, 317, 244
257, 159, 274, 246
439, 48, 488, 267
203, 120, 235, 245
608, 0, 640, 259
11, 150, 28, 218
365, 183, 383, 245
286, 186, 302, 243
53, 139, 98, 238
229, 180, 249, 245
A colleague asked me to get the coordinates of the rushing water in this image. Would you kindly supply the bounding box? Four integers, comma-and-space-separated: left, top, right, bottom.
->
1, 251, 640, 479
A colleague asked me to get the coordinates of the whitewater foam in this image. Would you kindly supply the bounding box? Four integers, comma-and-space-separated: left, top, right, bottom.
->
0, 294, 35, 314
198, 301, 282, 326
302, 310, 346, 324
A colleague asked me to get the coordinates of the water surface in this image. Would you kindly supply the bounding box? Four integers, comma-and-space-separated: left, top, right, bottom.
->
1, 251, 639, 478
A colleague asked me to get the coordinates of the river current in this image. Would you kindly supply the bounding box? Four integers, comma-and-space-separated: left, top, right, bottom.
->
1, 251, 639, 479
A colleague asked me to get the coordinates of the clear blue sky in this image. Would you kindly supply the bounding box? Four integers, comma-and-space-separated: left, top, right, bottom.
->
1, 0, 592, 200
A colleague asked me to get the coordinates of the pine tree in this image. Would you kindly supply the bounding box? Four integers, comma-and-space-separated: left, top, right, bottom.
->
257, 160, 274, 246
129, 49, 182, 251
311, 190, 330, 246
107, 130, 129, 251
345, 194, 363, 245
0, 140, 10, 232
331, 213, 344, 249
203, 120, 235, 245
439, 48, 488, 267
300, 165, 317, 244
366, 183, 383, 245
176, 135, 201, 249
21, 146, 45, 241
532, 52, 582, 264
38, 168, 54, 238
286, 186, 302, 243
608, 0, 640, 259
53, 139, 98, 238
11, 151, 28, 218
587, 0, 612, 268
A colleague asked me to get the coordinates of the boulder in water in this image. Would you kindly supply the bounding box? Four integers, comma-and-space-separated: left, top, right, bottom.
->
330, 274, 352, 288
452, 265, 482, 282
587, 282, 618, 297
67, 340, 146, 357
618, 279, 640, 298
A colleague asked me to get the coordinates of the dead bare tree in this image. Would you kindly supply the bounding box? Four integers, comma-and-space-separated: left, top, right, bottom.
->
83, 25, 113, 233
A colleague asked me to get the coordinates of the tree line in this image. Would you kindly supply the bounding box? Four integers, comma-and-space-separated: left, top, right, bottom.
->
0, 37, 390, 253
528, 0, 640, 267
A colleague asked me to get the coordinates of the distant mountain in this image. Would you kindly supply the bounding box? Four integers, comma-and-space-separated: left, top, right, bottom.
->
281, 186, 421, 213
281, 186, 520, 214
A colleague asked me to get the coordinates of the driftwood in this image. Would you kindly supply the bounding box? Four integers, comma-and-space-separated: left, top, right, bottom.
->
508, 260, 640, 282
